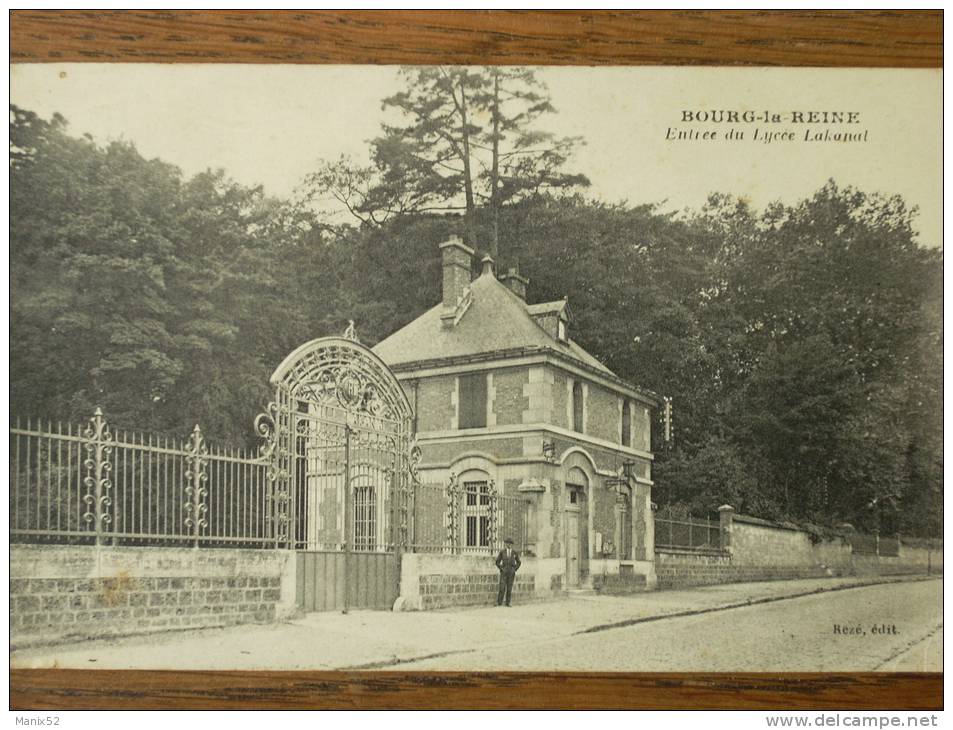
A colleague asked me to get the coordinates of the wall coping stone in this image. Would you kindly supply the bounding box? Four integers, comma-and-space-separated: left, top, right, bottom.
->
655, 546, 730, 558
733, 514, 803, 532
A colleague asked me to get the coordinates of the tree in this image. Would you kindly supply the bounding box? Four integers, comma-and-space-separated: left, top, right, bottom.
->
302, 66, 588, 262
674, 182, 943, 532
11, 104, 942, 536
10, 105, 321, 443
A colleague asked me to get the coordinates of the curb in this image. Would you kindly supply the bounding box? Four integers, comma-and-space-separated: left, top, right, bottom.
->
575, 574, 939, 635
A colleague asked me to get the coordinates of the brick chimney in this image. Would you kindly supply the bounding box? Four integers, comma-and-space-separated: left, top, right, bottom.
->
439, 236, 474, 325
500, 267, 529, 300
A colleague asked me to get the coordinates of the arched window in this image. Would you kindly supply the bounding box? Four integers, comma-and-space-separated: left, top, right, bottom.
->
566, 465, 589, 507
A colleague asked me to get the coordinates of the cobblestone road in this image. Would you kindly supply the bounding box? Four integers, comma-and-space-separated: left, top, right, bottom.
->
402, 579, 942, 672
11, 576, 940, 672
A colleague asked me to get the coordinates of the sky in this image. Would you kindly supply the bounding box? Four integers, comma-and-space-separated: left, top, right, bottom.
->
10, 64, 942, 248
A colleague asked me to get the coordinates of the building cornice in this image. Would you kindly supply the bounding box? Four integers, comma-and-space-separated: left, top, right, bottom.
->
387, 346, 661, 407
414, 422, 654, 462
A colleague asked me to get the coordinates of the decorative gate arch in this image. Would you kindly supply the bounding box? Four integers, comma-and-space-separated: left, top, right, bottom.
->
255, 334, 417, 611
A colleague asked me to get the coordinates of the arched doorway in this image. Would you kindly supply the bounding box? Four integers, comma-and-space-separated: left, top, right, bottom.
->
256, 335, 415, 611
565, 465, 590, 588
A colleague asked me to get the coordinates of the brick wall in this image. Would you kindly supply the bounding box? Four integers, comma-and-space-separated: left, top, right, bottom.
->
492, 368, 528, 426
631, 404, 651, 452
549, 481, 563, 558
655, 548, 830, 589
416, 375, 455, 431
398, 553, 542, 610
419, 437, 524, 465
592, 570, 648, 595
586, 383, 621, 443
592, 486, 616, 556
503, 478, 521, 498
11, 545, 294, 648
551, 370, 569, 429
418, 573, 535, 609
552, 437, 630, 472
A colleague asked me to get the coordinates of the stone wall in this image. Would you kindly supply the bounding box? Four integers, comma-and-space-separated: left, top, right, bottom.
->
592, 485, 616, 555
551, 370, 569, 429
591, 570, 648, 595
655, 548, 829, 590
656, 513, 941, 590
630, 403, 651, 452
492, 368, 529, 426
418, 436, 524, 465
11, 545, 296, 648
730, 515, 820, 567
415, 375, 455, 431
586, 383, 621, 444
398, 553, 560, 610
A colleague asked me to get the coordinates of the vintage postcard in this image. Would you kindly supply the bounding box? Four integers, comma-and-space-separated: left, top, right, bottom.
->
9, 63, 942, 675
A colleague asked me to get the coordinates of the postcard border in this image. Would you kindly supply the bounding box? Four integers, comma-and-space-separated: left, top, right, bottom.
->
8, 8, 943, 711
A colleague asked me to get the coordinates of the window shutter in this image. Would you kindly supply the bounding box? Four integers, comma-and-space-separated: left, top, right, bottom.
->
622, 400, 631, 446
572, 381, 584, 433
458, 373, 487, 429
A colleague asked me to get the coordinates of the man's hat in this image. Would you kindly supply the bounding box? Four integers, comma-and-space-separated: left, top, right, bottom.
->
504, 537, 514, 544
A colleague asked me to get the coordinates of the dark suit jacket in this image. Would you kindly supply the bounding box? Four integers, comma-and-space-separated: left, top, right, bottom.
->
495, 548, 521, 575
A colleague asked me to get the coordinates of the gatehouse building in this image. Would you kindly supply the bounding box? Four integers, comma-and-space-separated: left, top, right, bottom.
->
373, 236, 661, 592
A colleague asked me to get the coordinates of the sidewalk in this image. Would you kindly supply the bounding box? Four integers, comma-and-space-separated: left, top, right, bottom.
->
10, 574, 935, 671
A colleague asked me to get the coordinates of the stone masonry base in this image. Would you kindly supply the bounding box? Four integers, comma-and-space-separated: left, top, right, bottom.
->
11, 574, 280, 645
419, 573, 535, 609
11, 544, 296, 647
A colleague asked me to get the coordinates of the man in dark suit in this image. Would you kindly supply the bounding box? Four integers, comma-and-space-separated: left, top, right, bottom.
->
495, 537, 521, 607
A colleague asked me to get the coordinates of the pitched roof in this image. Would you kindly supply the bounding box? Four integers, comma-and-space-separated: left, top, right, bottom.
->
372, 268, 615, 377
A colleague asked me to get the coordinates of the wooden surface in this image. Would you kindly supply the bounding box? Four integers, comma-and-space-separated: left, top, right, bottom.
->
9, 671, 944, 710
9, 8, 943, 712
11, 10, 942, 67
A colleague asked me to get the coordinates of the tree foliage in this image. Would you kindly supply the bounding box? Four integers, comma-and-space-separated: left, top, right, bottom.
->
10, 104, 943, 537
301, 66, 588, 259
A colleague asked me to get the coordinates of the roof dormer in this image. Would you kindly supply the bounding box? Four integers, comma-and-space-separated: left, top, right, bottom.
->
528, 299, 571, 344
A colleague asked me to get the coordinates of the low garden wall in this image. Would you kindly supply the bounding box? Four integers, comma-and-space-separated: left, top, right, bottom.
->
10, 544, 297, 648
655, 511, 941, 590
396, 554, 564, 610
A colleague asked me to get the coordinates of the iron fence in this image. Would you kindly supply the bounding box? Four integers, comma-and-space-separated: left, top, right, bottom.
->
654, 507, 723, 551
10, 410, 272, 547
11, 409, 529, 555
850, 531, 900, 557
878, 534, 901, 557
848, 531, 878, 555
410, 478, 529, 554
410, 481, 451, 552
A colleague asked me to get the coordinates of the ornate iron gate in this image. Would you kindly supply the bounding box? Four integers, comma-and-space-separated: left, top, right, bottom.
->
255, 334, 415, 612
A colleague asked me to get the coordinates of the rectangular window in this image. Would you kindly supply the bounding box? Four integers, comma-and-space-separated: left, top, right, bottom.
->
463, 481, 491, 547
621, 400, 631, 446
458, 373, 487, 429
572, 381, 584, 433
